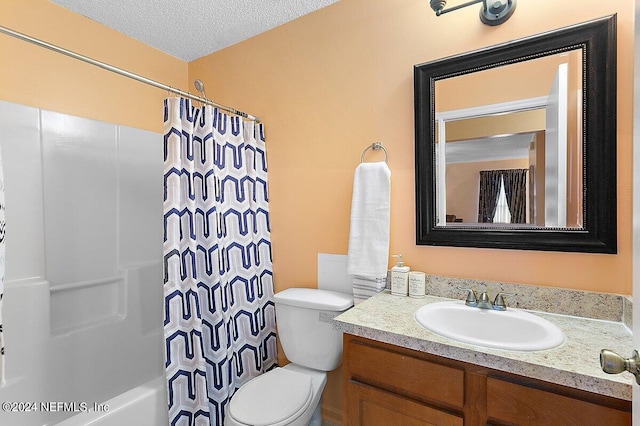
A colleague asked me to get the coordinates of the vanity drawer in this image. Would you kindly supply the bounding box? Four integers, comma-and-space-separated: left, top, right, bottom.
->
346, 380, 463, 426
486, 377, 631, 426
345, 336, 464, 409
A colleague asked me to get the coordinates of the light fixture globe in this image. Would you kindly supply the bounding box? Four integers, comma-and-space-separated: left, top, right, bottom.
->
480, 0, 516, 26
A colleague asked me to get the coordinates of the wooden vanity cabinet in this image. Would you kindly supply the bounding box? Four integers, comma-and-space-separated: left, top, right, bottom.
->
343, 334, 631, 426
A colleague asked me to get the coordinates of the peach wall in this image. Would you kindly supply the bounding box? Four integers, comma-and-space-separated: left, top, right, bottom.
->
0, 0, 188, 133
190, 0, 634, 298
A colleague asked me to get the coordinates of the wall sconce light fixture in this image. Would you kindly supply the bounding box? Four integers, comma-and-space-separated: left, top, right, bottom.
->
429, 0, 516, 26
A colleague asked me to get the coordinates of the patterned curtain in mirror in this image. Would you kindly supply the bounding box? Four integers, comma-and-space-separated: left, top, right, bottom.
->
478, 169, 527, 224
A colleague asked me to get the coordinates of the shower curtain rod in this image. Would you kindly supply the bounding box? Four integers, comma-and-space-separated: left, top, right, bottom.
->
0, 25, 260, 122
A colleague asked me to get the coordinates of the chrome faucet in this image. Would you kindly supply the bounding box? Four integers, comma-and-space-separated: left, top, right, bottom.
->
457, 287, 515, 310
477, 292, 493, 309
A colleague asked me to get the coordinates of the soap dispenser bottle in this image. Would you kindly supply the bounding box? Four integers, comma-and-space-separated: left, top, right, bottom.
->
390, 254, 410, 296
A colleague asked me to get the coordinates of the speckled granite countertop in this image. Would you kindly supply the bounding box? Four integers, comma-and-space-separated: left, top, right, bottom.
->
333, 291, 633, 400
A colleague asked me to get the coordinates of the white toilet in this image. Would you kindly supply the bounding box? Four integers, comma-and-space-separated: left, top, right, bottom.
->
225, 287, 353, 426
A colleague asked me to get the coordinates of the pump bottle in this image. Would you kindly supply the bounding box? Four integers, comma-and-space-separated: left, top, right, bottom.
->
390, 254, 410, 296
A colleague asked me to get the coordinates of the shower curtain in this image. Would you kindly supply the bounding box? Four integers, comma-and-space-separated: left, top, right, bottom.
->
163, 98, 277, 425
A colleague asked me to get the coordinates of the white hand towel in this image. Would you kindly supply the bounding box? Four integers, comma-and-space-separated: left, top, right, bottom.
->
352, 275, 387, 305
347, 161, 391, 277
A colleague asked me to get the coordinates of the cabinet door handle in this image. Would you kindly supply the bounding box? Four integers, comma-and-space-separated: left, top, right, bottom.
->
600, 349, 640, 384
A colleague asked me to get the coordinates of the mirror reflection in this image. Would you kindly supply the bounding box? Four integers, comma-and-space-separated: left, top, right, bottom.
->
433, 49, 583, 229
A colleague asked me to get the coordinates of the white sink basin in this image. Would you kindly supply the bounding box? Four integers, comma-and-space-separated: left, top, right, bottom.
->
414, 301, 565, 351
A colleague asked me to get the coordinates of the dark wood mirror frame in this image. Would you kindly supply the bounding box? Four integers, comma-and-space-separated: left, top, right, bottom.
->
414, 15, 617, 253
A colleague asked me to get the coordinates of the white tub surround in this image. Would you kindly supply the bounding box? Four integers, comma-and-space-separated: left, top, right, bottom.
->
57, 377, 168, 426
334, 290, 633, 401
0, 146, 5, 386
0, 101, 165, 425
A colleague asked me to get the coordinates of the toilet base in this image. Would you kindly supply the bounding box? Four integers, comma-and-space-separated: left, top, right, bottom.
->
224, 364, 327, 426
308, 402, 322, 426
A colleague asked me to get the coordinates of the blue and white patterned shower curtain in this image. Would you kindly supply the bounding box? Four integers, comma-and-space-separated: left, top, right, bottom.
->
163, 98, 277, 426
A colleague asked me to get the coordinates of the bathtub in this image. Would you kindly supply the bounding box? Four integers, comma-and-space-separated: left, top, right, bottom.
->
57, 376, 168, 426
0, 263, 167, 426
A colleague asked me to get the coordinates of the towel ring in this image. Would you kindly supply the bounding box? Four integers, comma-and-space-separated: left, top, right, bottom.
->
360, 142, 388, 163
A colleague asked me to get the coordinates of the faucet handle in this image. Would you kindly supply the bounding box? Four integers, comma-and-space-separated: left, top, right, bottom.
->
456, 287, 477, 307
493, 292, 516, 311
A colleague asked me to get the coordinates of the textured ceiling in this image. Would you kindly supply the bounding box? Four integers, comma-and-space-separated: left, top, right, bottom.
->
51, 0, 339, 61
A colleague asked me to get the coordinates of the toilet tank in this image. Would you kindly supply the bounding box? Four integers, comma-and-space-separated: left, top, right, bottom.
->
274, 288, 353, 371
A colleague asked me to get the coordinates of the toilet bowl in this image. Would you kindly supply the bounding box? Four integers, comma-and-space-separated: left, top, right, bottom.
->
224, 288, 353, 426
225, 364, 327, 426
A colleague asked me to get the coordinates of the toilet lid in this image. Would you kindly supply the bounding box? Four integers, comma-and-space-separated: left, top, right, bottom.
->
228, 368, 313, 426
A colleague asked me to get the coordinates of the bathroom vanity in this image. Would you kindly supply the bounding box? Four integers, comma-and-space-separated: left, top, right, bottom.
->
343, 334, 630, 425
334, 290, 633, 425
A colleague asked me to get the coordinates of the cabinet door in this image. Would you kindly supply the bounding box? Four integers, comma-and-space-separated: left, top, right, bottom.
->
346, 380, 463, 426
486, 377, 631, 426
345, 336, 464, 409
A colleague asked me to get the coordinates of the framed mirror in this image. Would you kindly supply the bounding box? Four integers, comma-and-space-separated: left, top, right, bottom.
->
414, 15, 617, 253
